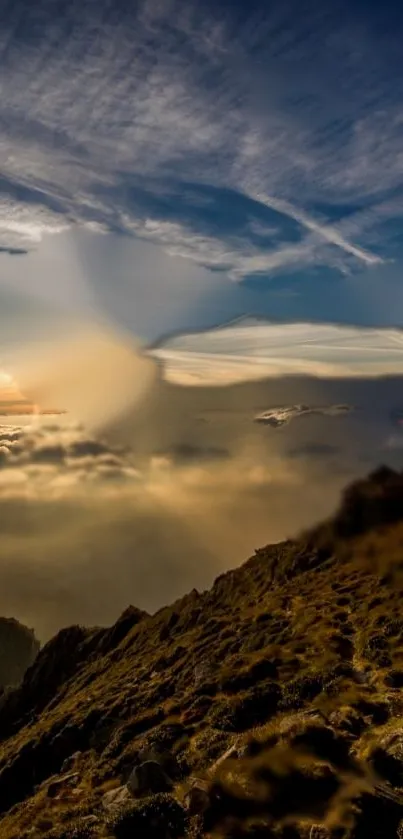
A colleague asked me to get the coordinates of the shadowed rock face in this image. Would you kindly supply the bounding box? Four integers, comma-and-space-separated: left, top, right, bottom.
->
2, 469, 403, 837
0, 617, 39, 689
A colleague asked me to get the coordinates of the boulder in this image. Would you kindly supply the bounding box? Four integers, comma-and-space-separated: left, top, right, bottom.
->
136, 745, 182, 781
184, 779, 210, 816
127, 759, 174, 796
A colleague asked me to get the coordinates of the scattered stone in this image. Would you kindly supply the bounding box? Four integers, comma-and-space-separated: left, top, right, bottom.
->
61, 751, 83, 773
127, 759, 174, 796
184, 778, 210, 816
102, 784, 132, 811
328, 706, 367, 739
76, 815, 99, 826
47, 772, 80, 798
68, 816, 100, 839
309, 827, 331, 839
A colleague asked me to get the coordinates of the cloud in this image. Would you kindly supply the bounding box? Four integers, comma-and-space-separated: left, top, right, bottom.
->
286, 443, 341, 459
0, 246, 28, 256
2, 318, 157, 431
254, 404, 352, 428
153, 442, 230, 464
1, 0, 403, 285
0, 422, 138, 490
250, 192, 382, 268
151, 319, 403, 385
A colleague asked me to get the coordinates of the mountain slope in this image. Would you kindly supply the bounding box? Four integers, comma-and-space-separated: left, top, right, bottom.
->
2, 468, 403, 837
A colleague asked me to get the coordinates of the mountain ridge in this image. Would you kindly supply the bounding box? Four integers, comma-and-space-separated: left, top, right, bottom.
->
1, 467, 403, 836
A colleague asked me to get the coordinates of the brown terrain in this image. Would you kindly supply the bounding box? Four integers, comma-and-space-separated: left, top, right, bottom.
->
1, 467, 403, 837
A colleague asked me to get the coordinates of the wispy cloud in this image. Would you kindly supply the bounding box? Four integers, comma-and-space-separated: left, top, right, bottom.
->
251, 193, 382, 267
1, 0, 403, 282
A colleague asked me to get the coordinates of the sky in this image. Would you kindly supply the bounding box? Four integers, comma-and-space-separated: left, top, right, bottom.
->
2, 0, 403, 341
2, 0, 403, 635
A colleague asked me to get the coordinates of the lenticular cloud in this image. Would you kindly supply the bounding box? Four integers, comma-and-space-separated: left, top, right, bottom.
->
150, 319, 403, 386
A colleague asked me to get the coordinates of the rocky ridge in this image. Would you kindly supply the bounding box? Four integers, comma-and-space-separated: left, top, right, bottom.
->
0, 618, 39, 691
1, 468, 403, 836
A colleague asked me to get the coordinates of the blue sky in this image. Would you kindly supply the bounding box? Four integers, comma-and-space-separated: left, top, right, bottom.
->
2, 0, 403, 352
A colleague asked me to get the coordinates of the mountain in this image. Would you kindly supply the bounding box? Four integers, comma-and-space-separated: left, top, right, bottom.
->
2, 468, 403, 837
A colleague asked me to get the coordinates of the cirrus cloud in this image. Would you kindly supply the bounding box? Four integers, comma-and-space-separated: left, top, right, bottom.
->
2, 0, 403, 290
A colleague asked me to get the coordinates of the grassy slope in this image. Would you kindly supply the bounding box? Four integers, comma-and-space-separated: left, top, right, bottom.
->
1, 468, 403, 836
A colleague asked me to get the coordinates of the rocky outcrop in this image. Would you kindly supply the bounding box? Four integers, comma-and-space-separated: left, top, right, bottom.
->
0, 617, 39, 688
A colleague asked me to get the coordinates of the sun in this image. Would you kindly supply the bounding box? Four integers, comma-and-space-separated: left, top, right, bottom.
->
0, 370, 65, 417
0, 370, 39, 416
0, 371, 13, 386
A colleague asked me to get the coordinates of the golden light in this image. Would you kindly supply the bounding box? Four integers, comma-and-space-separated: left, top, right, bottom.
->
0, 369, 54, 416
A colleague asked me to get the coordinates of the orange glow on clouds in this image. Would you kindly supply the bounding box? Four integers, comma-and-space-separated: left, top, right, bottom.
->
0, 371, 62, 416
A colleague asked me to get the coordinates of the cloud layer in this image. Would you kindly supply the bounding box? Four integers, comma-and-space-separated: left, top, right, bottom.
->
1, 369, 403, 640
0, 422, 139, 493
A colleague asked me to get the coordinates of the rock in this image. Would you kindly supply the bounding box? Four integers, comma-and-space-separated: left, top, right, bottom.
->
61, 751, 83, 773
370, 746, 403, 788
75, 815, 99, 826
184, 779, 210, 816
347, 785, 403, 838
328, 706, 367, 739
0, 617, 40, 688
209, 744, 239, 773
353, 698, 390, 726
127, 759, 174, 796
105, 792, 187, 839
68, 816, 100, 838
51, 723, 85, 760
369, 730, 403, 787
136, 746, 182, 781
46, 817, 100, 839
309, 827, 331, 839
47, 815, 100, 838
102, 784, 132, 811
385, 670, 403, 688
47, 772, 79, 798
